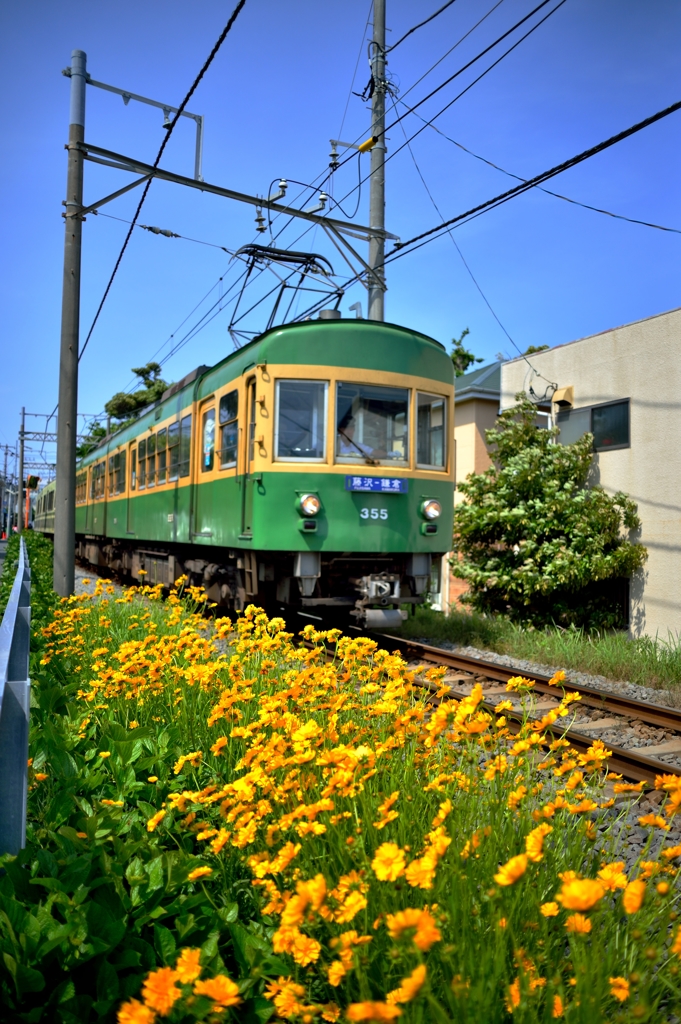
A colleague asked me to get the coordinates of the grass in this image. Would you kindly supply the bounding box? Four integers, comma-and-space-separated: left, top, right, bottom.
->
395, 607, 681, 693
3, 569, 681, 1023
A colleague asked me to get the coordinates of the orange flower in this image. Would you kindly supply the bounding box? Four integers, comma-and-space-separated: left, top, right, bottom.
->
609, 977, 629, 1002
506, 978, 521, 1011
99, 751, 111, 759
552, 994, 564, 1018
386, 907, 441, 951
638, 813, 669, 830
328, 961, 346, 986
387, 965, 427, 1005
372, 843, 406, 881
671, 928, 681, 956
174, 948, 202, 984
187, 866, 213, 882
597, 862, 627, 892
291, 932, 322, 966
117, 998, 155, 1024
565, 913, 591, 934
142, 967, 181, 1015
404, 853, 437, 890
556, 878, 604, 911
525, 824, 552, 863
540, 902, 559, 917
494, 853, 528, 886
622, 879, 646, 914
146, 809, 166, 833
34, 773, 48, 782
193, 974, 241, 1009
346, 1003, 402, 1021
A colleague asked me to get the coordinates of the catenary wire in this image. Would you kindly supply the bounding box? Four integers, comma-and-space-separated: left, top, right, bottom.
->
398, 101, 681, 235
388, 0, 459, 52
77, 0, 248, 363
388, 97, 681, 257
395, 109, 550, 382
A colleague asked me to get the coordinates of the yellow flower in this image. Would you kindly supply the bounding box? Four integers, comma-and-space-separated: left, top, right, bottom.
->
193, 974, 241, 1009
101, 799, 124, 807
386, 907, 441, 951
609, 977, 629, 1002
328, 961, 346, 986
387, 964, 426, 1005
494, 853, 528, 887
141, 966, 181, 1014
146, 809, 166, 833
175, 948, 202, 984
371, 842, 406, 881
187, 866, 213, 882
99, 751, 111, 759
34, 773, 48, 782
638, 813, 669, 830
147, 776, 158, 783
540, 902, 559, 917
117, 998, 155, 1024
597, 862, 628, 891
557, 878, 604, 911
346, 1002, 402, 1021
291, 932, 322, 966
405, 853, 437, 890
657, 881, 670, 895
525, 823, 552, 863
565, 913, 591, 933
622, 879, 646, 914
671, 927, 681, 956
552, 994, 564, 1017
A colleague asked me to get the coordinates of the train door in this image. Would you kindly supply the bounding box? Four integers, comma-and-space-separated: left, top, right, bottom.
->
126, 441, 137, 535
194, 400, 215, 538
240, 378, 257, 536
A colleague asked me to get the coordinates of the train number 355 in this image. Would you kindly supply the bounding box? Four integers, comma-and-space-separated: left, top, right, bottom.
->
360, 508, 388, 520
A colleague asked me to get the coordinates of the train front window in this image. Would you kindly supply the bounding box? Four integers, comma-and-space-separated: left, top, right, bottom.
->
417, 393, 447, 469
275, 380, 327, 461
336, 383, 409, 465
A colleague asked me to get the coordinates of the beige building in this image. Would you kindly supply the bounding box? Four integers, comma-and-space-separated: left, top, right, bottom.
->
500, 307, 681, 639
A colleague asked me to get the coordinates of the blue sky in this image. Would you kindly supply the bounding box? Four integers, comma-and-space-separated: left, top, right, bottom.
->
1, 0, 679, 469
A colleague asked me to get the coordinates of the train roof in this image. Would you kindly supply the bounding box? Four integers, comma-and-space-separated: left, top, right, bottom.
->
77, 318, 452, 467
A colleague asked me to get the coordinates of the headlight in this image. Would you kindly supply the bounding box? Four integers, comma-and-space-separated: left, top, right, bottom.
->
421, 499, 441, 521
299, 493, 321, 516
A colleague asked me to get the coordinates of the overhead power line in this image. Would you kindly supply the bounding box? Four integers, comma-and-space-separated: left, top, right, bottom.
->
389, 97, 681, 257
388, 0, 459, 52
399, 102, 681, 235
78, 0, 248, 362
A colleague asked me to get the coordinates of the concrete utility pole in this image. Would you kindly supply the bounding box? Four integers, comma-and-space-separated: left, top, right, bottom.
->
367, 0, 386, 322
16, 409, 25, 535
54, 50, 87, 595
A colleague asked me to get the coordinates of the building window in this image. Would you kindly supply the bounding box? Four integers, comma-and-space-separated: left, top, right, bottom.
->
336, 382, 408, 465
417, 392, 447, 469
275, 380, 327, 460
556, 399, 630, 452
219, 389, 238, 468
592, 400, 629, 451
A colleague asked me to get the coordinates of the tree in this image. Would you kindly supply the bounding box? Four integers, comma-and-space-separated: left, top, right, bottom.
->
451, 328, 483, 377
523, 344, 549, 355
76, 421, 107, 458
452, 393, 647, 628
104, 362, 172, 423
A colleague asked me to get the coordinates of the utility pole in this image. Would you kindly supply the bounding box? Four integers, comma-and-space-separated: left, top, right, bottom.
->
367, 0, 386, 322
0, 446, 7, 537
54, 50, 87, 595
16, 409, 25, 535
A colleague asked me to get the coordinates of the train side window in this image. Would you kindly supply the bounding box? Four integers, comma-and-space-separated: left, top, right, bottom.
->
157, 429, 167, 485
201, 409, 216, 472
108, 456, 115, 496
168, 422, 180, 481
116, 451, 126, 494
48, 490, 54, 511
219, 390, 238, 468
138, 439, 147, 489
147, 434, 156, 487
130, 448, 137, 490
275, 380, 327, 461
179, 414, 192, 477
417, 393, 447, 469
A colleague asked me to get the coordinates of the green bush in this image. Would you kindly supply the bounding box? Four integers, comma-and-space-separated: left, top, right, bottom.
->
452, 395, 647, 628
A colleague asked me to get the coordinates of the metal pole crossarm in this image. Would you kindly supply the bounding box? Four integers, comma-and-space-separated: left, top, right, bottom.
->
62, 68, 204, 181
76, 141, 399, 243
22, 432, 90, 444
69, 174, 152, 220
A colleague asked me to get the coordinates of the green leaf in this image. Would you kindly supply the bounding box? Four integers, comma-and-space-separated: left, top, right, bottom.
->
218, 902, 239, 925
97, 958, 120, 1003
153, 924, 176, 964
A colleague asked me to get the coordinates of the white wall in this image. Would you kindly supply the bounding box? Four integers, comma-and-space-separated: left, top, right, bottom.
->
500, 308, 681, 640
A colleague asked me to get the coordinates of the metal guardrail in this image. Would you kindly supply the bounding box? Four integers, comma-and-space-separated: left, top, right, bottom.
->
0, 539, 31, 855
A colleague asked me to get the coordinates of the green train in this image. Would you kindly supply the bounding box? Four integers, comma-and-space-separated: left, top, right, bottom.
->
34, 316, 455, 628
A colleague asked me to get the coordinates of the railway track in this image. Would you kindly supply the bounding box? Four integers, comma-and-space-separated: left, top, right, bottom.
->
369, 632, 681, 784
